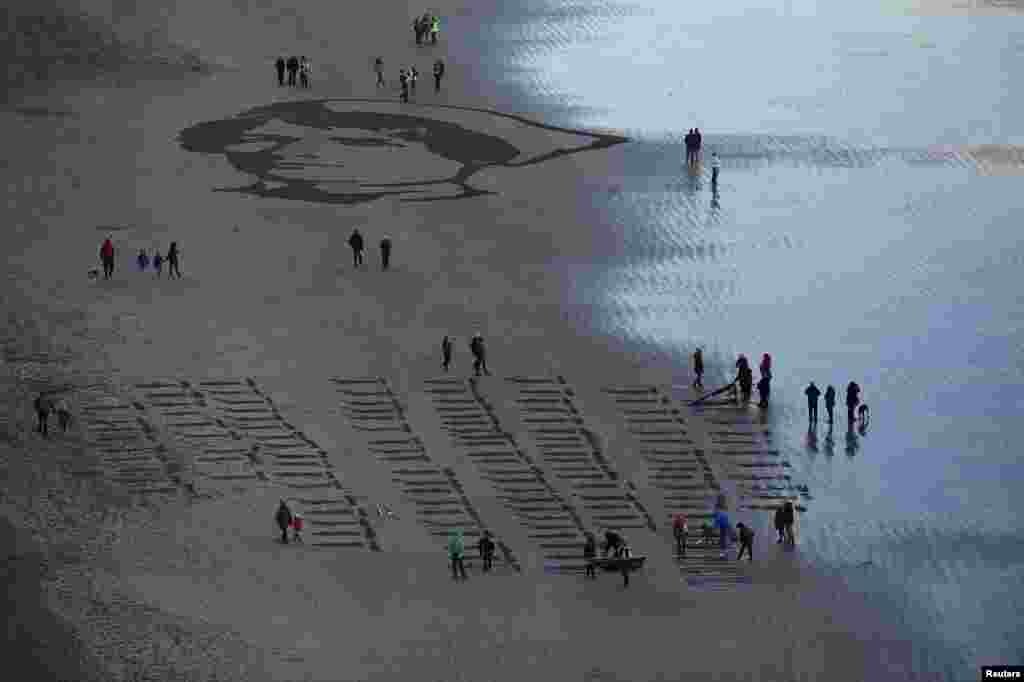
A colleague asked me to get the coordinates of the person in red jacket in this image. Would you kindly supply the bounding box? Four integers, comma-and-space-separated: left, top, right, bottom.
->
99, 237, 115, 279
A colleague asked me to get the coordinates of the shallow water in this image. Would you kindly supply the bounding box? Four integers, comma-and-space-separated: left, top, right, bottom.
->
442, 0, 1024, 677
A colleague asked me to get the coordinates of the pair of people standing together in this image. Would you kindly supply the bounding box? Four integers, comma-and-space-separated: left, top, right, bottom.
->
439, 334, 489, 375
413, 13, 440, 45
347, 229, 392, 270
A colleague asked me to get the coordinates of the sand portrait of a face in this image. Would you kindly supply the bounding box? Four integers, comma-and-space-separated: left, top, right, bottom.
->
177, 99, 629, 204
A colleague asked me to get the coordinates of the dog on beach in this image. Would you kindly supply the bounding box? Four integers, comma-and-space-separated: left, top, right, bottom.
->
87, 268, 99, 279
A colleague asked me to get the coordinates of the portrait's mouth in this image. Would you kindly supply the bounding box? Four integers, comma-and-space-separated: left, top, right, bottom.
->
177, 98, 629, 205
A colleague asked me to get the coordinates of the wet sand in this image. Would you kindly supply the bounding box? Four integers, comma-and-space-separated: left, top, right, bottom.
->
0, 0, 955, 678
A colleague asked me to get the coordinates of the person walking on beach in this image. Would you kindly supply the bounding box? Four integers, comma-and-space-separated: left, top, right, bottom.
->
275, 56, 286, 86
846, 381, 861, 425
469, 333, 490, 376
824, 385, 836, 424
694, 128, 703, 162
299, 56, 311, 88
379, 236, 392, 270
286, 56, 299, 86
275, 500, 292, 544
441, 335, 453, 371
291, 511, 304, 543
448, 529, 468, 580
692, 347, 704, 389
167, 242, 182, 279
409, 65, 418, 92
374, 57, 384, 87
348, 229, 365, 267
782, 500, 796, 545
774, 504, 786, 543
805, 381, 821, 422
33, 393, 51, 437
54, 396, 72, 433
430, 14, 440, 44
433, 59, 445, 92
152, 250, 163, 278
736, 522, 754, 561
99, 237, 115, 279
713, 507, 731, 559
399, 69, 409, 102
684, 129, 695, 165
673, 512, 688, 558
583, 532, 597, 578
710, 151, 720, 187
136, 248, 149, 272
478, 531, 495, 572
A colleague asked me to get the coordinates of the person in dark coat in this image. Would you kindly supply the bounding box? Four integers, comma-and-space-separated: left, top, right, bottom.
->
286, 56, 299, 86
380, 236, 392, 270
413, 16, 424, 45
685, 129, 695, 164
441, 335, 453, 371
692, 347, 704, 389
805, 382, 821, 422
478, 531, 495, 572
33, 393, 51, 437
399, 69, 409, 103
694, 128, 703, 162
136, 249, 149, 272
739, 365, 753, 403
583, 532, 597, 578
757, 375, 770, 407
275, 500, 293, 544
824, 385, 837, 424
374, 56, 384, 87
348, 229, 365, 266
433, 59, 445, 92
167, 242, 181, 279
275, 56, 286, 86
782, 501, 796, 545
774, 505, 786, 543
736, 522, 754, 561
469, 333, 490, 376
846, 381, 861, 424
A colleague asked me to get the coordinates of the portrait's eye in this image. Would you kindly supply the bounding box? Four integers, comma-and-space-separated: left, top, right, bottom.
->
178, 99, 626, 205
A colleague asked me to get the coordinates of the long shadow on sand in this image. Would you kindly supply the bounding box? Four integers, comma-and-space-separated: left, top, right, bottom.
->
177, 98, 629, 205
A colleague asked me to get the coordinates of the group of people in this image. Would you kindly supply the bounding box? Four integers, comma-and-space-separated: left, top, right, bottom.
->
412, 12, 441, 45
97, 237, 181, 280
684, 128, 703, 164
347, 229, 392, 270
438, 334, 490, 376
804, 380, 866, 425
583, 529, 635, 585
773, 501, 797, 546
692, 349, 774, 407
447, 529, 497, 579
274, 56, 312, 88
32, 393, 72, 438
274, 500, 305, 544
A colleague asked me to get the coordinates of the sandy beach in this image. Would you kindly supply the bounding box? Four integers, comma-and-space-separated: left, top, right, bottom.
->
1, 0, 993, 679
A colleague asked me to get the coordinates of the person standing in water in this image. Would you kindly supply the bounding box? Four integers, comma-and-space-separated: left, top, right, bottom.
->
824, 385, 837, 424
692, 347, 704, 389
167, 242, 182, 279
805, 381, 821, 423
846, 381, 861, 424
441, 335, 453, 371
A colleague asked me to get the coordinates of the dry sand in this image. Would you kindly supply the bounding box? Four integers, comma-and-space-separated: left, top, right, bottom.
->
1, 0, 938, 679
